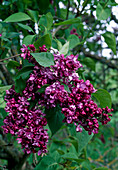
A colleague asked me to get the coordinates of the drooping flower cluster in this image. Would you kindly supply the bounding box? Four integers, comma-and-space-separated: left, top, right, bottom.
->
38, 81, 69, 108
2, 44, 113, 155
3, 86, 48, 155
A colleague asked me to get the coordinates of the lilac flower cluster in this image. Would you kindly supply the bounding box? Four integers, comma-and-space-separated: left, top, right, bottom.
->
3, 86, 48, 155
39, 81, 69, 108
51, 54, 82, 84
3, 44, 113, 155
39, 45, 47, 52
70, 28, 81, 39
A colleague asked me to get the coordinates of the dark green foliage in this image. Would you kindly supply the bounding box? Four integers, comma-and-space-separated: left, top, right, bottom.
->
34, 34, 52, 49
15, 76, 26, 94
92, 89, 112, 109
31, 52, 54, 67
45, 105, 64, 135
15, 66, 34, 80
0, 0, 117, 169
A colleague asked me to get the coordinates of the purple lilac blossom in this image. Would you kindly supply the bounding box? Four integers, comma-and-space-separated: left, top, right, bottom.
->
2, 44, 113, 155
3, 86, 48, 155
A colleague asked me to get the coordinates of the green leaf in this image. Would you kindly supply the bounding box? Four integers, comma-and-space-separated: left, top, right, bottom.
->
54, 39, 62, 51
29, 98, 39, 110
61, 153, 85, 164
7, 61, 20, 69
82, 57, 96, 71
31, 52, 54, 67
55, 17, 81, 26
0, 99, 6, 108
37, 0, 50, 11
92, 89, 112, 109
37, 84, 49, 93
102, 32, 116, 55
0, 119, 4, 126
96, 3, 111, 20
77, 129, 93, 155
62, 153, 78, 159
0, 23, 2, 32
59, 41, 69, 55
82, 0, 89, 7
39, 15, 47, 27
60, 9, 67, 19
27, 10, 39, 23
81, 160, 93, 170
34, 155, 57, 170
70, 139, 78, 153
68, 34, 80, 50
6, 32, 20, 38
49, 140, 67, 154
93, 168, 109, 170
28, 154, 33, 165
4, 12, 31, 22
46, 12, 53, 30
0, 85, 12, 93
0, 86, 10, 109
34, 34, 51, 49
108, 0, 118, 6
18, 23, 34, 33
45, 105, 64, 135
39, 12, 53, 30
15, 66, 34, 80
15, 77, 26, 94
22, 35, 36, 46
62, 83, 71, 93
69, 144, 78, 155
0, 108, 7, 118
49, 151, 61, 163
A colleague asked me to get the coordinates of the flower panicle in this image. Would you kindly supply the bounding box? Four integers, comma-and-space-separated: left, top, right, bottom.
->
2, 44, 113, 155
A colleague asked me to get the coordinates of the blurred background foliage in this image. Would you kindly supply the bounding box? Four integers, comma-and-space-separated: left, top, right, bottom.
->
0, 0, 118, 169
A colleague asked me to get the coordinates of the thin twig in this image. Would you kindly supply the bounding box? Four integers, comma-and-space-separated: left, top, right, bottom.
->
0, 138, 19, 163
0, 54, 20, 62
0, 62, 8, 65
83, 50, 118, 70
0, 65, 14, 84
75, 21, 98, 53
66, 0, 70, 19
108, 157, 118, 166
52, 25, 63, 38
33, 153, 38, 166
0, 152, 9, 159
80, 0, 89, 15
14, 153, 30, 170
0, 70, 7, 85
